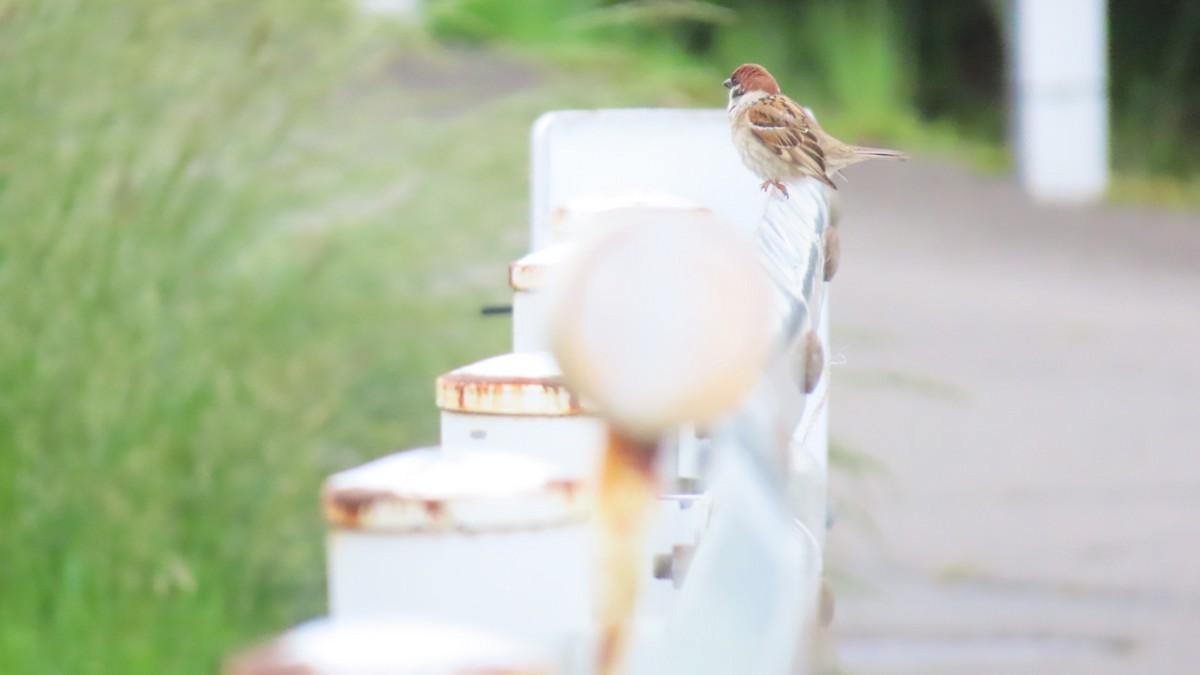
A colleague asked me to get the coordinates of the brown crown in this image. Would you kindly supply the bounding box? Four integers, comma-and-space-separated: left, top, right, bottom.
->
730, 64, 780, 95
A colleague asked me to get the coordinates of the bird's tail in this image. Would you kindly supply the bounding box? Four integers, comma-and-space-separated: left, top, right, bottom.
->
849, 145, 907, 161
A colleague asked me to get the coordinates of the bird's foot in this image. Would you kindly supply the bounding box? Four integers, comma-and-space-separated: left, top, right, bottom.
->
760, 181, 789, 199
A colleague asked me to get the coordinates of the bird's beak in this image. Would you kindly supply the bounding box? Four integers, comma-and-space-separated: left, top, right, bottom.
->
723, 78, 734, 90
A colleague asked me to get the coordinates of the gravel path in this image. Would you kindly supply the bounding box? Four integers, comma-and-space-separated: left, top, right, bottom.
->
825, 158, 1200, 674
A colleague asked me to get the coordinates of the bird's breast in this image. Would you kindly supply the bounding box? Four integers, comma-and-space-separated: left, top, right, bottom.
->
731, 119, 791, 181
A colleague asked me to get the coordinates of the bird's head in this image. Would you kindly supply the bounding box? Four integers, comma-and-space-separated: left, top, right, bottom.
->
723, 63, 780, 103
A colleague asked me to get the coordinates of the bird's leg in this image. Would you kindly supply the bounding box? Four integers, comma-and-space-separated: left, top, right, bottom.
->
759, 180, 790, 199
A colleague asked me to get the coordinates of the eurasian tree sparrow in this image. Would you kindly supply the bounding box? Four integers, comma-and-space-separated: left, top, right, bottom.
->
725, 63, 906, 197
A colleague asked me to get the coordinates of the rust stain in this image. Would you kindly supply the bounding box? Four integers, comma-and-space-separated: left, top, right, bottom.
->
566, 389, 584, 413
323, 480, 590, 535
436, 371, 590, 417
439, 371, 571, 388
596, 627, 623, 675
422, 499, 446, 521
545, 477, 584, 502
595, 428, 659, 675
321, 485, 394, 530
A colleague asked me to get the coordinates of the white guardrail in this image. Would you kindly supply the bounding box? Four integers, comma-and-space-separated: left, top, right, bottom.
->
225, 109, 836, 675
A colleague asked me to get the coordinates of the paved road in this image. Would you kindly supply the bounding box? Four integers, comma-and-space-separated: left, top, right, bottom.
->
824, 159, 1200, 674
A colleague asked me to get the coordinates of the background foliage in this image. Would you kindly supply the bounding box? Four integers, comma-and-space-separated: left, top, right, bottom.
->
429, 0, 1200, 185
0, 2, 518, 671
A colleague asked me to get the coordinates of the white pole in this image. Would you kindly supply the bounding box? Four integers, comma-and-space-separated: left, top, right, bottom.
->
1012, 0, 1109, 203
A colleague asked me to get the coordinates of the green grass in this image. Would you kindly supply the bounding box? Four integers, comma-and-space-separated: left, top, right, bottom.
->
0, 4, 436, 671
0, 1, 743, 671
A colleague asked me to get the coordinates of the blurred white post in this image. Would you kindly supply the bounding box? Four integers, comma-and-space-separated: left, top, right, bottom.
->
1012, 0, 1108, 203
322, 448, 594, 647
530, 110, 769, 251
226, 618, 555, 675
436, 351, 606, 478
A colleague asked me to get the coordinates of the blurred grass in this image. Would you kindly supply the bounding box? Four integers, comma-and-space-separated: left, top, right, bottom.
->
0, 1, 713, 671
1, 0, 786, 669
0, 3, 447, 671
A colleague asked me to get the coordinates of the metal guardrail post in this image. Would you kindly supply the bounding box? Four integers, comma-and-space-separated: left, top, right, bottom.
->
435, 351, 606, 478
321, 448, 592, 645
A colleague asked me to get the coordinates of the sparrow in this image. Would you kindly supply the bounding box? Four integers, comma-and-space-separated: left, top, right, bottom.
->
724, 63, 906, 197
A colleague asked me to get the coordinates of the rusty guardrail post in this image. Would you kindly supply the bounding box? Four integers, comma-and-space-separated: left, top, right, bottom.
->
435, 351, 606, 478
322, 448, 592, 646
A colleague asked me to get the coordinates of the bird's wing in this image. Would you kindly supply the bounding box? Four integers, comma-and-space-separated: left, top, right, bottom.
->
745, 95, 831, 183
